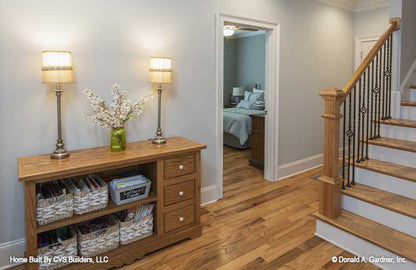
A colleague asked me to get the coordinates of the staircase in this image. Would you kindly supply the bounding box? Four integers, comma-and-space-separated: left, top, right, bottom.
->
315, 18, 416, 270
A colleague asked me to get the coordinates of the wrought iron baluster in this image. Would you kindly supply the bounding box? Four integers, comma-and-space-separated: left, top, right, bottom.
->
370, 59, 375, 140
365, 66, 370, 160
342, 100, 346, 190
356, 78, 362, 163
360, 72, 366, 162
377, 50, 382, 138
388, 34, 393, 119
352, 85, 356, 185
347, 94, 352, 187
382, 42, 387, 120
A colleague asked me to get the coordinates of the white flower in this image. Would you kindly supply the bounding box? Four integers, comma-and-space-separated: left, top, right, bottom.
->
83, 84, 152, 129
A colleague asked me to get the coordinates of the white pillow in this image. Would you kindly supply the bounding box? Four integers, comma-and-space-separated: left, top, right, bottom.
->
248, 92, 264, 102
244, 91, 251, 101
236, 100, 255, 110
253, 88, 265, 94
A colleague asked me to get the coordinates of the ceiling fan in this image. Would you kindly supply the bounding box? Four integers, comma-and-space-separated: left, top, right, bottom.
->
223, 25, 258, 37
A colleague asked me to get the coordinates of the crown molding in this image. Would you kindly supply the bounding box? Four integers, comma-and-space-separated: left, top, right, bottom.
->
315, 0, 389, 12
315, 0, 355, 11
355, 0, 389, 12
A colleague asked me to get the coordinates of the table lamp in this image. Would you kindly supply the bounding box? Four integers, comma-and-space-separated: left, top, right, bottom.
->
42, 50, 74, 159
149, 57, 172, 144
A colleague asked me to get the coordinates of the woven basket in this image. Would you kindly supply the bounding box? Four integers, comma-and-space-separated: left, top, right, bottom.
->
75, 215, 120, 257
117, 214, 153, 245
38, 226, 77, 270
73, 176, 108, 215
37, 189, 73, 226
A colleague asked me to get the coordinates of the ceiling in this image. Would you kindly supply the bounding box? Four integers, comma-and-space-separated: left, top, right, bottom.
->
316, 0, 389, 11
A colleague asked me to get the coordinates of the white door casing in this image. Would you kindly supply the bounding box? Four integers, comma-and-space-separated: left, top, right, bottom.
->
215, 13, 280, 200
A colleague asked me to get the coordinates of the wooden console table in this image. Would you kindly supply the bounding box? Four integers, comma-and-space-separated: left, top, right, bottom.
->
18, 137, 206, 269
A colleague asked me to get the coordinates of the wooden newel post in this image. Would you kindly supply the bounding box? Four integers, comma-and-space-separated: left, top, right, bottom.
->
318, 87, 345, 219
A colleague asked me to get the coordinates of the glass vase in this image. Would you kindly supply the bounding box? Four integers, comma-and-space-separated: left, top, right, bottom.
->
111, 128, 126, 152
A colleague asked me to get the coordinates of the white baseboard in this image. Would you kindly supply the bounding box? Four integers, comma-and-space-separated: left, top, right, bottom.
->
0, 238, 25, 270
278, 153, 323, 180
277, 147, 345, 181
201, 185, 218, 206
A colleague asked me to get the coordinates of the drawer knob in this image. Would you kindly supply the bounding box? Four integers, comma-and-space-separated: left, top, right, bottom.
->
178, 164, 184, 170
178, 191, 184, 197
179, 216, 184, 222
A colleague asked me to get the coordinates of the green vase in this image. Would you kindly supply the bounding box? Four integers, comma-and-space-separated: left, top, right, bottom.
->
111, 128, 126, 152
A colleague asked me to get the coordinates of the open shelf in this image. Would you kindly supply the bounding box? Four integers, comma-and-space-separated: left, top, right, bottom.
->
37, 192, 157, 233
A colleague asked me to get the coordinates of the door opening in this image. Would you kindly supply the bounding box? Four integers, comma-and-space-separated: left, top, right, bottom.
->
215, 13, 280, 200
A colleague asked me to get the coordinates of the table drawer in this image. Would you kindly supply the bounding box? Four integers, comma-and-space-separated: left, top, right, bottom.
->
164, 205, 195, 232
164, 180, 195, 206
164, 154, 195, 179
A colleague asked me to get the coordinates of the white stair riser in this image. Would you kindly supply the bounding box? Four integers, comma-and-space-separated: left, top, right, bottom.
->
380, 124, 416, 142
342, 195, 416, 238
368, 144, 416, 168
316, 220, 416, 270
401, 106, 416, 120
355, 168, 416, 200
410, 89, 416, 102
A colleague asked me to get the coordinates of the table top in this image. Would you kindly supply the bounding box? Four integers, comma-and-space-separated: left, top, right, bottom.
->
18, 137, 206, 182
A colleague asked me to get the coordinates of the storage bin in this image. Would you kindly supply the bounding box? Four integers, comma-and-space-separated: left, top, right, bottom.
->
116, 212, 153, 245
38, 226, 77, 270
75, 215, 119, 257
73, 174, 108, 215
37, 181, 73, 226
109, 177, 151, 205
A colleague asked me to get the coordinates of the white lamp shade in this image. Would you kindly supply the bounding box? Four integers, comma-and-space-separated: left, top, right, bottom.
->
149, 57, 172, 84
42, 51, 74, 83
232, 87, 244, 96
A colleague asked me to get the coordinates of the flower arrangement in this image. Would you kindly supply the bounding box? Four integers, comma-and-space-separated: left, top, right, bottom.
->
83, 84, 152, 151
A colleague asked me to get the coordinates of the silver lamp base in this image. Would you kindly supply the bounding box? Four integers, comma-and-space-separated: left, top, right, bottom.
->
50, 138, 70, 159
152, 131, 166, 145
50, 151, 70, 159
152, 136, 166, 145
152, 86, 167, 145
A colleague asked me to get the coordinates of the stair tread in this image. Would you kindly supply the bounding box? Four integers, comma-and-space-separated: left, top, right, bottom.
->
366, 137, 416, 153
378, 118, 416, 128
355, 158, 416, 183
401, 101, 416, 107
342, 184, 416, 219
314, 210, 416, 262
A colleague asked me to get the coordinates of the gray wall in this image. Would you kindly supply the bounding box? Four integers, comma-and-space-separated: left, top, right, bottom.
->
400, 0, 416, 82
354, 7, 389, 37
223, 34, 266, 105
0, 0, 354, 247
235, 34, 266, 92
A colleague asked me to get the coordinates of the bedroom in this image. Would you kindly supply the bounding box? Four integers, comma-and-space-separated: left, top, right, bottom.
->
223, 26, 267, 183
223, 25, 267, 179
223, 25, 267, 190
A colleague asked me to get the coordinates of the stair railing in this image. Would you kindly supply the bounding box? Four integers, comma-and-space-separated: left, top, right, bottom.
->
318, 18, 400, 219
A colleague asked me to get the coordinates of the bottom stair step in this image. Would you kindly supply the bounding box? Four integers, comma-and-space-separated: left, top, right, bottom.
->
314, 210, 416, 263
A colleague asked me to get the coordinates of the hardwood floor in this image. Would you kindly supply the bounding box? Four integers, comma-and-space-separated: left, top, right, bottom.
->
121, 146, 379, 270
10, 147, 378, 270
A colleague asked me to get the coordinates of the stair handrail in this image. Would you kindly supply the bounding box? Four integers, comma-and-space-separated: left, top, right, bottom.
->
318, 18, 401, 219
342, 18, 401, 101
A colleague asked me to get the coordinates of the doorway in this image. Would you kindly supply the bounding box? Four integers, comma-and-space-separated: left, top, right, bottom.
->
215, 13, 280, 200
355, 35, 380, 69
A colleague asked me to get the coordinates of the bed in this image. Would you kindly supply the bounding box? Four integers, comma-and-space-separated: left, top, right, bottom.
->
223, 107, 265, 149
